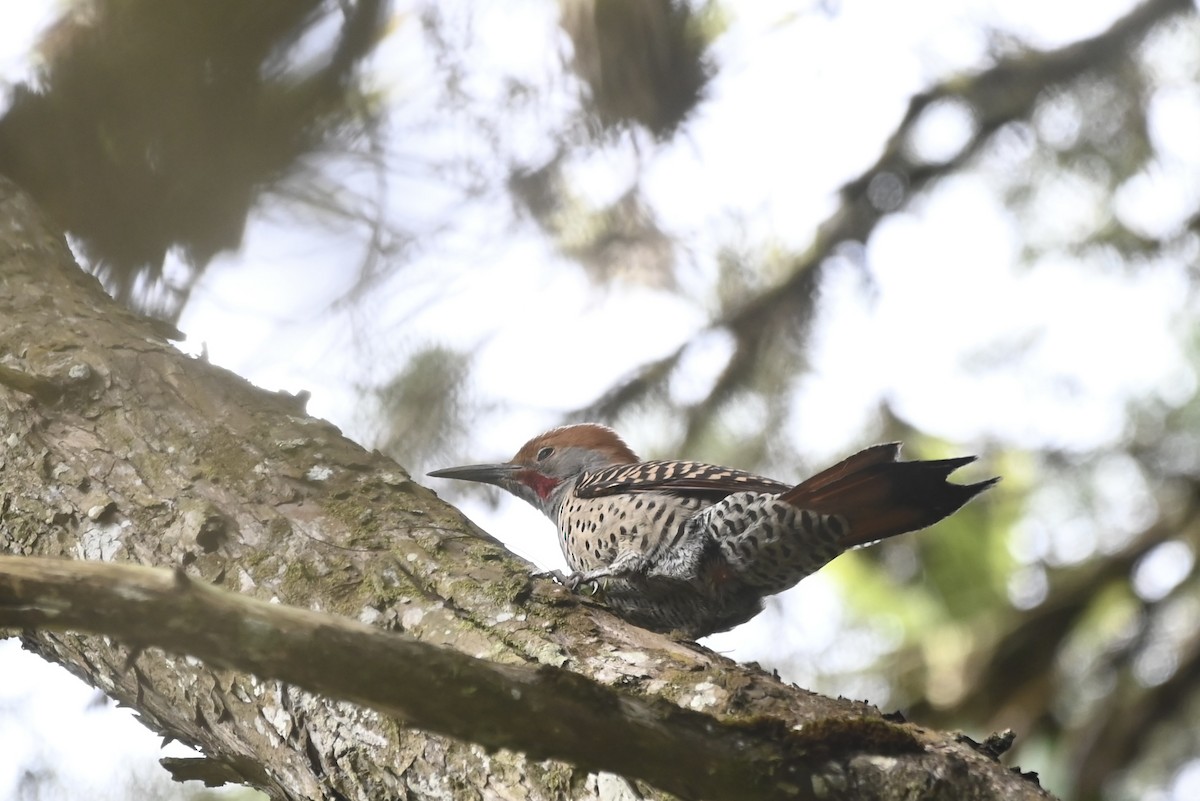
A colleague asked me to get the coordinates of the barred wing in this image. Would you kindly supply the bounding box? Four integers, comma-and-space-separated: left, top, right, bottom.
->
575, 460, 789, 502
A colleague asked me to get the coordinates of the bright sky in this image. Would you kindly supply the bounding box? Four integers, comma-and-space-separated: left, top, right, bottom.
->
2, 1, 1198, 799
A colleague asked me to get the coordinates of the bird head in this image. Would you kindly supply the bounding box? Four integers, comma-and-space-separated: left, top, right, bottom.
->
428, 423, 639, 515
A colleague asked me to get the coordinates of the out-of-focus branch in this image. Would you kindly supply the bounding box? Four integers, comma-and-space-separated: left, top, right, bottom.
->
0, 0, 391, 320
574, 0, 1193, 434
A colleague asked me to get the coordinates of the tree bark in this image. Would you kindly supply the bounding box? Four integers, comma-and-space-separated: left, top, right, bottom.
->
0, 176, 1052, 800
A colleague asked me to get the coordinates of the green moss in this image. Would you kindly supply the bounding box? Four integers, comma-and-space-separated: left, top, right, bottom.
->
321, 491, 387, 546
360, 561, 425, 607
194, 430, 260, 484
234, 548, 272, 583
525, 758, 578, 795
775, 715, 922, 759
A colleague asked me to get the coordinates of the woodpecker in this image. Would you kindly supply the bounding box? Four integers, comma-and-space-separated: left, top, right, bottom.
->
429, 424, 997, 638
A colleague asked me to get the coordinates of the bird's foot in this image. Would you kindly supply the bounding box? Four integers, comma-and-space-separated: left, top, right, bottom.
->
532, 568, 601, 595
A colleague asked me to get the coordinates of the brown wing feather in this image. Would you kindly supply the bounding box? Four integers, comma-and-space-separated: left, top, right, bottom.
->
575, 460, 789, 502
780, 443, 901, 500
780, 445, 998, 547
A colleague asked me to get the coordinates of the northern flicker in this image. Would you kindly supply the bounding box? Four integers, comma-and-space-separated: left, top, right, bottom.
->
429, 424, 997, 638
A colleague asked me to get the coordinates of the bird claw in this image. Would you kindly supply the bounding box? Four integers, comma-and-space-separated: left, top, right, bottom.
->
532, 568, 600, 595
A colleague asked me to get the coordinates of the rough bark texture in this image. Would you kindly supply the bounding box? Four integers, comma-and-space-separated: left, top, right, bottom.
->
0, 176, 1054, 800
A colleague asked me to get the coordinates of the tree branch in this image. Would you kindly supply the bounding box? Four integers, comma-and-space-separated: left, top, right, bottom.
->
0, 555, 921, 801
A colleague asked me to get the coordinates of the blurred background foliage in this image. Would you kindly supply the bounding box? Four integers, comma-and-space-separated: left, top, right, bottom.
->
2, 1, 1200, 800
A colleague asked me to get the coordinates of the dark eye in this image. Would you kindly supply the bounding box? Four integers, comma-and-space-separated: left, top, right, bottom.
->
536, 446, 554, 461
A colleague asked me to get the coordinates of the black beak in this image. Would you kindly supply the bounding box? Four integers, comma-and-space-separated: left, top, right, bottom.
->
427, 463, 518, 489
